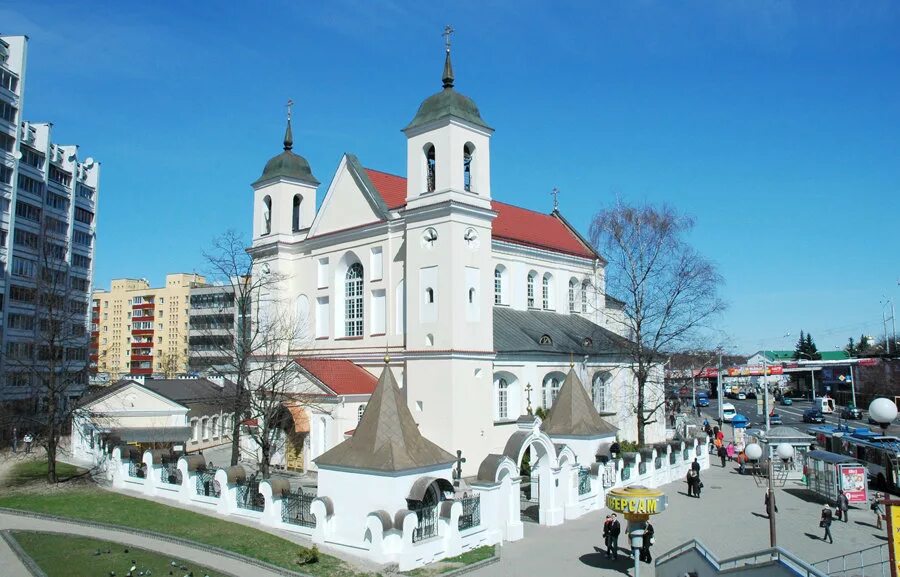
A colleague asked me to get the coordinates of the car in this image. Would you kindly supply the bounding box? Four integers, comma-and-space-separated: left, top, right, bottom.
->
769, 413, 783, 425
803, 408, 826, 423
737, 392, 747, 400
840, 405, 863, 420
781, 397, 793, 406
746, 391, 757, 399
697, 396, 710, 407
722, 403, 737, 422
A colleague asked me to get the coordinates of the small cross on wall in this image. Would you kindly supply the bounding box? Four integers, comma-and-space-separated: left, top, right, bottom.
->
453, 450, 466, 482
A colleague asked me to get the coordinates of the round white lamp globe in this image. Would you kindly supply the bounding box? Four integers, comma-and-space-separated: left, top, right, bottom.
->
776, 443, 795, 461
869, 398, 898, 426
745, 443, 763, 461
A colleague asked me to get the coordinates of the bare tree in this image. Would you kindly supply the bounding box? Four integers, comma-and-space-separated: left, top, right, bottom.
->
156, 350, 184, 379
590, 202, 726, 445
3, 223, 91, 482
200, 230, 319, 473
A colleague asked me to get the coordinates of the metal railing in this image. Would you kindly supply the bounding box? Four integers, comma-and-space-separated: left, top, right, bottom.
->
602, 463, 617, 488
813, 543, 889, 577
236, 480, 264, 512
195, 470, 219, 498
621, 466, 631, 481
159, 463, 180, 485
281, 491, 315, 527
655, 539, 829, 577
578, 468, 591, 495
127, 461, 144, 479
410, 503, 438, 542
458, 494, 481, 531
669, 452, 677, 465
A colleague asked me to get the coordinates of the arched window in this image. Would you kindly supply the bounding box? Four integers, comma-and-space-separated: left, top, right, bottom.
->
425, 287, 434, 304
527, 272, 536, 308
468, 287, 476, 304
463, 143, 474, 192
581, 280, 589, 313
191, 419, 198, 442
292, 194, 302, 231
543, 374, 563, 409
201, 417, 209, 440
262, 196, 272, 235
211, 416, 218, 438
358, 404, 366, 422
425, 144, 436, 193
497, 378, 509, 420
494, 268, 503, 304
593, 371, 612, 412
345, 263, 364, 337
569, 279, 578, 312
542, 273, 553, 309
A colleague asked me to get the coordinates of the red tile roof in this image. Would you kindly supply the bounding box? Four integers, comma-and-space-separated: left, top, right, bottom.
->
294, 358, 378, 396
363, 168, 597, 259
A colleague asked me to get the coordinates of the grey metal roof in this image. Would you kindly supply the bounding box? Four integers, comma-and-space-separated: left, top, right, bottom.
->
541, 368, 618, 437
253, 119, 319, 187
108, 427, 192, 442
80, 378, 235, 419
405, 51, 490, 132
315, 363, 456, 473
494, 307, 634, 357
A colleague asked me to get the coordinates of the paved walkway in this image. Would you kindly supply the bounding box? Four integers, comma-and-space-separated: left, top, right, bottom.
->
473, 460, 887, 577
0, 532, 32, 577
0, 511, 292, 577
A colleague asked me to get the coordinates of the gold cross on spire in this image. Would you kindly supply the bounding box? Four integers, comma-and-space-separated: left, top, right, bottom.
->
443, 25, 454, 53
551, 187, 560, 211
286, 98, 294, 122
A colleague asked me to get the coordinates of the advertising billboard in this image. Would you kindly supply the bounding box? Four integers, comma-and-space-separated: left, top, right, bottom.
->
838, 465, 868, 504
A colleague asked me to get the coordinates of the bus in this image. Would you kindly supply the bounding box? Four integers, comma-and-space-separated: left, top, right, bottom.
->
807, 424, 900, 493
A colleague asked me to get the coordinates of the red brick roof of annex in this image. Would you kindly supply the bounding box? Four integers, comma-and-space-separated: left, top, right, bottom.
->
293, 358, 378, 396
363, 168, 598, 260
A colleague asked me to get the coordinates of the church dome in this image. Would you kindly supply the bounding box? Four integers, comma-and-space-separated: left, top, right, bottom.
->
253, 119, 319, 187
405, 49, 490, 132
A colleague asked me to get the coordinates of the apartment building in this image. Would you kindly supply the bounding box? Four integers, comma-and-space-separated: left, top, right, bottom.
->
187, 284, 239, 374
0, 35, 100, 400
91, 273, 205, 380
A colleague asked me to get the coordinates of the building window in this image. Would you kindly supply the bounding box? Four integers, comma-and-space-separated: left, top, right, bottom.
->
468, 287, 476, 304
569, 279, 577, 313
292, 194, 302, 231
542, 274, 552, 309
425, 287, 434, 304
262, 195, 272, 235
191, 419, 199, 442
463, 143, 474, 192
582, 280, 589, 313
358, 404, 366, 422
211, 416, 218, 438
527, 272, 536, 308
345, 263, 364, 337
593, 371, 611, 413
494, 268, 503, 304
425, 144, 436, 193
201, 418, 209, 440
497, 378, 509, 420
543, 375, 562, 409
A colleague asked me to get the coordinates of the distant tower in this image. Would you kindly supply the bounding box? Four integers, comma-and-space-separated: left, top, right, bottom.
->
252, 100, 319, 242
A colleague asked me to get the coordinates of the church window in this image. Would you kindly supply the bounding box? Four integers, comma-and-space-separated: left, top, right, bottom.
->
543, 374, 563, 409
292, 194, 302, 231
593, 371, 612, 412
494, 268, 502, 304
358, 404, 366, 422
425, 144, 436, 193
422, 227, 438, 249
468, 288, 475, 304
539, 334, 552, 346
345, 263, 364, 337
542, 273, 553, 309
463, 143, 474, 192
211, 416, 219, 438
569, 279, 578, 312
262, 196, 272, 235
497, 378, 509, 420
581, 280, 590, 313
527, 272, 536, 308
425, 287, 434, 304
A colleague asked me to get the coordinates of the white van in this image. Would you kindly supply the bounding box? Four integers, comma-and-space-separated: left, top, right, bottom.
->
816, 397, 836, 414
722, 403, 737, 422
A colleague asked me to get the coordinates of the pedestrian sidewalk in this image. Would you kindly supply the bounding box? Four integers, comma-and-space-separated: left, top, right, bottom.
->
472, 457, 887, 577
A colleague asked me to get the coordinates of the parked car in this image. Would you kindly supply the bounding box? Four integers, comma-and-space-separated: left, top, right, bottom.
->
697, 395, 710, 407
840, 405, 863, 420
781, 397, 793, 406
803, 408, 826, 423
722, 403, 737, 422
746, 391, 757, 399
769, 412, 783, 425
737, 392, 747, 400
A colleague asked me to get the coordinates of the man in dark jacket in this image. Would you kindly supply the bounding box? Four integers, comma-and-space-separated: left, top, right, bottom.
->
691, 458, 701, 473
602, 515, 612, 557
718, 445, 727, 467
607, 514, 621, 560
640, 521, 655, 562
839, 491, 850, 523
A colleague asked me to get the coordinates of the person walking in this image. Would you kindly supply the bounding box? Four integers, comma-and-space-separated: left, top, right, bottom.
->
718, 445, 727, 468
820, 505, 834, 544
609, 441, 621, 461
737, 451, 746, 475
640, 520, 655, 563
765, 489, 778, 518
23, 432, 33, 454
691, 458, 701, 473
602, 515, 612, 557
687, 469, 702, 498
838, 491, 850, 524
607, 514, 621, 560
873, 493, 884, 530
726, 442, 735, 461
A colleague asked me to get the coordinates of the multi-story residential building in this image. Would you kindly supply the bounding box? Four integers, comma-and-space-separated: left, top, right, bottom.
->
187, 284, 239, 374
0, 35, 100, 401
91, 273, 205, 380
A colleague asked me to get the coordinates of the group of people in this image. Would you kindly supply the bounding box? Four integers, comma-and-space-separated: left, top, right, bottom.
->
602, 514, 654, 563
818, 490, 867, 544
686, 458, 703, 497
10, 427, 34, 454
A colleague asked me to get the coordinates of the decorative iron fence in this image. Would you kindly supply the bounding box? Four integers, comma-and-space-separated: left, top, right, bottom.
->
638, 462, 647, 475
602, 463, 617, 488
458, 494, 481, 531
127, 461, 144, 479
654, 456, 663, 469
578, 468, 591, 495
669, 452, 677, 465
682, 448, 690, 460
621, 466, 631, 481
196, 470, 220, 498
236, 480, 264, 512
160, 463, 180, 485
282, 491, 315, 527
411, 503, 438, 542
695, 445, 702, 457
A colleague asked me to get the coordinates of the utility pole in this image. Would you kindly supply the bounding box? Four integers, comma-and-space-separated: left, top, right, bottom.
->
763, 357, 770, 432
849, 362, 858, 408
717, 353, 724, 422
768, 457, 777, 547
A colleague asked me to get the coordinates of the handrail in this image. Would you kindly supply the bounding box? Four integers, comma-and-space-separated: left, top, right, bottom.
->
813, 542, 887, 566
656, 539, 829, 577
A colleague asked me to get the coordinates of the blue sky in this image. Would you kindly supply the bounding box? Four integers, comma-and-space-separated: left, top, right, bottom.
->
5, 1, 899, 353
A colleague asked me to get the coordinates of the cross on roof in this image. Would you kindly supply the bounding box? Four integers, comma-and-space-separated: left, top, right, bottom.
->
551, 187, 560, 211
525, 382, 533, 415
453, 449, 466, 482
286, 98, 294, 122
443, 25, 454, 52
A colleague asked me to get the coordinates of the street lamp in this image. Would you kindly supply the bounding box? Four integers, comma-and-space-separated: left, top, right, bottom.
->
869, 398, 898, 434
768, 443, 795, 547
795, 351, 818, 401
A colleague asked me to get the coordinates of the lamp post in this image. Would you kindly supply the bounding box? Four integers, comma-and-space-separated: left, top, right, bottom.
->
746, 441, 793, 547
795, 351, 817, 401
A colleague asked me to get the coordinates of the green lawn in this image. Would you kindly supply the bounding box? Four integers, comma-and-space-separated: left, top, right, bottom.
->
0, 486, 367, 577
11, 531, 228, 577
3, 460, 87, 487
406, 545, 496, 576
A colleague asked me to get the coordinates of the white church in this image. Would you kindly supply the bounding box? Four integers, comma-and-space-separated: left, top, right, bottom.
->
248, 40, 666, 478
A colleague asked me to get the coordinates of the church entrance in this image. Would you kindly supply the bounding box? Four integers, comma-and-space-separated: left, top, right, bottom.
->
518, 441, 551, 523
279, 403, 310, 472
285, 431, 305, 472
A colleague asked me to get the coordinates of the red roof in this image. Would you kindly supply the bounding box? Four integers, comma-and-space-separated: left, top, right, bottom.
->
294, 358, 378, 396
363, 168, 596, 259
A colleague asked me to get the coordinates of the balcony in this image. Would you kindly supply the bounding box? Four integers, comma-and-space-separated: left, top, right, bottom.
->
132, 329, 154, 336
130, 354, 153, 362
132, 303, 155, 310
131, 367, 153, 375
131, 341, 153, 348
132, 315, 155, 322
